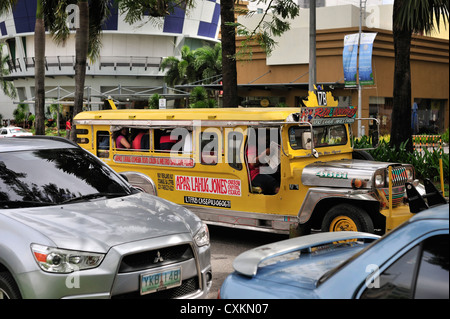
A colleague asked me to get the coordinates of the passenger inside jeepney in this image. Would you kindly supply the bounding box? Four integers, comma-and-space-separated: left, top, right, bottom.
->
246, 128, 280, 195
112, 127, 131, 149
131, 129, 149, 150
158, 129, 178, 151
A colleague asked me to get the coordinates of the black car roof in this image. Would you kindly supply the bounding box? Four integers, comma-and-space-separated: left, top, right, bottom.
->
0, 136, 79, 152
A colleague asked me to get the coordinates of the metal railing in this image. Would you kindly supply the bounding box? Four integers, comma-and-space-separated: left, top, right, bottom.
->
6, 55, 163, 74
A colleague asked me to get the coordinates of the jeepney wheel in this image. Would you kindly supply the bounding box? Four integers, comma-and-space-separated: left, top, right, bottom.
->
321, 204, 374, 233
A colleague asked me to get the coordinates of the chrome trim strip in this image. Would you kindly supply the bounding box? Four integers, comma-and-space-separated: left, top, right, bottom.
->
186, 205, 299, 234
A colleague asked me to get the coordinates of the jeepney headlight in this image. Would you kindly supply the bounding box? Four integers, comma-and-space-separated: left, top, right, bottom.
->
194, 223, 210, 247
31, 244, 104, 273
375, 173, 384, 187
405, 167, 414, 182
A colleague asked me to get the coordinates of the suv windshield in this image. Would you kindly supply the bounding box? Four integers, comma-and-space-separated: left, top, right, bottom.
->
0, 148, 133, 208
288, 125, 348, 150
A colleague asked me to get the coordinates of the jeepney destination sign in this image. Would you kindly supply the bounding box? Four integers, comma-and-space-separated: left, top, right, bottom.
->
299, 106, 357, 125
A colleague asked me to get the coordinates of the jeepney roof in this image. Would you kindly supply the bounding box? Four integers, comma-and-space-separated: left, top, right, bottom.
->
74, 107, 302, 127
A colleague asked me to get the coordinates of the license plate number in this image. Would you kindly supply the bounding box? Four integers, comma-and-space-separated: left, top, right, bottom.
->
140, 267, 182, 295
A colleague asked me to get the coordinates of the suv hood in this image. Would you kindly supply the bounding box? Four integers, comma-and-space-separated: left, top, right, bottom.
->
2, 193, 200, 253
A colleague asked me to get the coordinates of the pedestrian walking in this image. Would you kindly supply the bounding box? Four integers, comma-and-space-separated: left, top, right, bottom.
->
66, 118, 72, 139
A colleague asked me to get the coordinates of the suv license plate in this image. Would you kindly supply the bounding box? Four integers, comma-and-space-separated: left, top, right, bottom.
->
140, 267, 182, 295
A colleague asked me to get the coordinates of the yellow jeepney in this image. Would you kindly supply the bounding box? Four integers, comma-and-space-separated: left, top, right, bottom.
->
74, 91, 420, 236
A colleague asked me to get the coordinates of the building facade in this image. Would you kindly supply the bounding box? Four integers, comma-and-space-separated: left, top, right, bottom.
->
234, 4, 449, 135
0, 0, 220, 121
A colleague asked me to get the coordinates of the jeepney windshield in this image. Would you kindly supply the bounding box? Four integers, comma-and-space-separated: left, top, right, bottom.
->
288, 124, 348, 150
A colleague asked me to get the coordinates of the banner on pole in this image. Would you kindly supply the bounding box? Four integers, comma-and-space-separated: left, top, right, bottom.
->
358, 33, 377, 86
343, 34, 359, 87
343, 33, 377, 87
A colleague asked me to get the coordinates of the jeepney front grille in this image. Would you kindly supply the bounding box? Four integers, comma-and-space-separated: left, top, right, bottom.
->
380, 187, 405, 207
118, 244, 194, 273
390, 166, 408, 187
377, 167, 408, 208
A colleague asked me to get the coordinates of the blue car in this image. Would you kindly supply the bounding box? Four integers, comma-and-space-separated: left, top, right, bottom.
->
220, 201, 449, 299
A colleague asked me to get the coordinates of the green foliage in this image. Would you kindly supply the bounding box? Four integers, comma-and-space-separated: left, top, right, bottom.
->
148, 93, 162, 109
13, 103, 29, 125
442, 128, 449, 144
393, 0, 449, 34
0, 43, 17, 99
234, 0, 300, 59
161, 43, 222, 87
189, 86, 217, 108
354, 137, 449, 184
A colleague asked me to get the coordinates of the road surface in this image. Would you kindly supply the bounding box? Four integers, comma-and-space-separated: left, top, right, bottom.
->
206, 225, 287, 299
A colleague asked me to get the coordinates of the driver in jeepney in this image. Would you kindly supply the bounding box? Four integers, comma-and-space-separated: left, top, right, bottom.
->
246, 128, 280, 195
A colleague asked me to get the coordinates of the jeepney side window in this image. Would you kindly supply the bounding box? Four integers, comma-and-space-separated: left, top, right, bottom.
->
97, 130, 110, 158
288, 126, 308, 150
154, 128, 191, 154
228, 131, 243, 170
76, 128, 89, 145
200, 131, 218, 165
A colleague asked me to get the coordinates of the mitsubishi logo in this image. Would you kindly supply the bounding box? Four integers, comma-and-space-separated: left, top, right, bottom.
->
154, 251, 164, 263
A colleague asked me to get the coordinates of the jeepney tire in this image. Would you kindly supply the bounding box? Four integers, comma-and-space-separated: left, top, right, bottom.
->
321, 204, 374, 233
352, 150, 374, 161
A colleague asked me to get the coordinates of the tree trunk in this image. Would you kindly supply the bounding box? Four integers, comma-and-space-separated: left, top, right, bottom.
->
220, 0, 238, 107
70, 0, 89, 141
391, 0, 413, 151
34, 0, 45, 136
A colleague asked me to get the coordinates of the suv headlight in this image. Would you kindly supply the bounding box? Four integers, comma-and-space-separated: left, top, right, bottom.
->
194, 223, 210, 247
31, 244, 104, 273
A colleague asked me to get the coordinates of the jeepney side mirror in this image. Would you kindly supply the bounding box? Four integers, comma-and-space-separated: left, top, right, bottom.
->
302, 132, 312, 150
302, 132, 319, 158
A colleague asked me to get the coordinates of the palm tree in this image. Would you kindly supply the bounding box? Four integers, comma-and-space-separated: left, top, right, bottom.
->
160, 45, 198, 87
34, 0, 46, 135
0, 0, 16, 13
194, 42, 222, 84
391, 0, 449, 151
0, 43, 17, 99
44, 0, 111, 140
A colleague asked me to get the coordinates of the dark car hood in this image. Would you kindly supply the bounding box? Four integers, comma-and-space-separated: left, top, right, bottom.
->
2, 193, 200, 253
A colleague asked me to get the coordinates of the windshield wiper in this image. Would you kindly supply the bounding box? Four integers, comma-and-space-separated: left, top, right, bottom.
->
60, 192, 124, 204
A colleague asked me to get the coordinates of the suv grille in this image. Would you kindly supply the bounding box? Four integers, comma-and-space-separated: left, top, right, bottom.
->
111, 277, 200, 299
118, 244, 194, 273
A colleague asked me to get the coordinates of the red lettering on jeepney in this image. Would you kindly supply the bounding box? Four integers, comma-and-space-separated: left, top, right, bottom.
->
176, 175, 191, 191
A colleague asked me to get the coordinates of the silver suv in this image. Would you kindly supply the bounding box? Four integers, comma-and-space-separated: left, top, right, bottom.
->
0, 137, 211, 299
